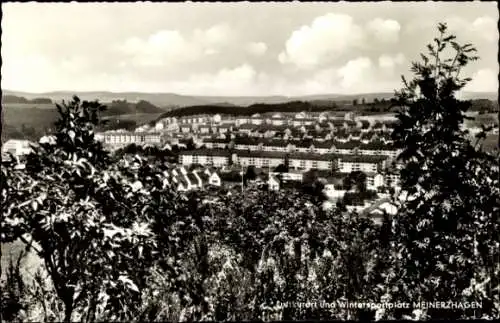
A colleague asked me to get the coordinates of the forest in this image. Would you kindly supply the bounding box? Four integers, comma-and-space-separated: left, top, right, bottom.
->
1, 23, 499, 322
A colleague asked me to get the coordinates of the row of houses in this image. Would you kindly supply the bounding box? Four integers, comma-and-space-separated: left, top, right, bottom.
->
162, 166, 222, 191
178, 149, 395, 174
153, 111, 358, 130
267, 170, 400, 193
149, 111, 398, 134
207, 137, 400, 158
95, 131, 162, 147
161, 119, 395, 136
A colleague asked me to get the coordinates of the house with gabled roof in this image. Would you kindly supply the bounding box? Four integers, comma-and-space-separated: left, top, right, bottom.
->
185, 172, 201, 190
332, 140, 360, 155
291, 140, 315, 153
378, 132, 394, 144
202, 137, 229, 149
359, 121, 371, 133
233, 136, 261, 151
349, 130, 362, 140
360, 132, 377, 143
372, 122, 385, 132
362, 197, 399, 220
260, 138, 294, 152
176, 176, 189, 192
359, 141, 400, 158
268, 174, 280, 191
334, 129, 351, 142
313, 140, 335, 154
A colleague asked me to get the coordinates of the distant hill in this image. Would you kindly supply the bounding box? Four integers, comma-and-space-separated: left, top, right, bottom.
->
3, 89, 496, 108
2, 90, 209, 108
459, 91, 498, 101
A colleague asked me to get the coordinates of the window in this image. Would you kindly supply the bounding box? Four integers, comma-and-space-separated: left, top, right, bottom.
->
312, 161, 318, 168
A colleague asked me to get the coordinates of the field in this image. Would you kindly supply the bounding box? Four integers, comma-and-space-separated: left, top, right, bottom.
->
102, 112, 164, 124
1, 240, 43, 284
1, 102, 165, 141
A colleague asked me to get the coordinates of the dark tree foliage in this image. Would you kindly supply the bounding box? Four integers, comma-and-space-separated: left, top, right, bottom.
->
344, 171, 367, 193
384, 23, 500, 320
274, 163, 289, 173
244, 165, 258, 181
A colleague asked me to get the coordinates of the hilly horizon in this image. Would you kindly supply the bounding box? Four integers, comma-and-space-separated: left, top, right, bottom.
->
3, 89, 497, 108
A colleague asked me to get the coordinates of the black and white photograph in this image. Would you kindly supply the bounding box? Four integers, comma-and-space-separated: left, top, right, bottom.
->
1, 1, 499, 321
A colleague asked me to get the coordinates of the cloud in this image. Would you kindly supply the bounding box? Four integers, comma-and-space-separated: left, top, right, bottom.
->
337, 57, 373, 89
378, 53, 405, 69
178, 64, 260, 95
367, 18, 401, 43
278, 13, 364, 69
465, 68, 499, 92
194, 23, 234, 45
118, 30, 196, 67
246, 42, 268, 56
117, 23, 235, 67
471, 16, 497, 42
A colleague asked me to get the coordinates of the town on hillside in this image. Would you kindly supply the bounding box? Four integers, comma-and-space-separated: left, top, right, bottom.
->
3, 109, 408, 218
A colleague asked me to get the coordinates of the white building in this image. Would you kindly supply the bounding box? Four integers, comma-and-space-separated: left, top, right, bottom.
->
288, 153, 334, 171
2, 139, 34, 156
178, 149, 231, 167
236, 151, 285, 169
337, 155, 387, 173
270, 171, 303, 182
366, 173, 385, 191
268, 175, 280, 191
97, 131, 162, 146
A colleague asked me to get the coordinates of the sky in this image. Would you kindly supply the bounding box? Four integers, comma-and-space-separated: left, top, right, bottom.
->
1, 1, 498, 96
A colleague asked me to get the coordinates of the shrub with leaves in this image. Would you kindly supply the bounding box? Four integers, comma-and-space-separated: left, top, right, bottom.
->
384, 22, 500, 319
2, 97, 159, 322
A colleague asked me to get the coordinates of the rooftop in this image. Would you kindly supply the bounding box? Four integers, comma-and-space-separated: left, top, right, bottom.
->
337, 154, 388, 163
179, 149, 231, 157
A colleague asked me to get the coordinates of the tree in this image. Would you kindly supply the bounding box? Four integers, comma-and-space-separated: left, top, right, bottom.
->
245, 165, 257, 181
352, 99, 358, 106
344, 171, 367, 193
2, 97, 159, 322
383, 23, 500, 319
361, 98, 366, 105
274, 164, 288, 173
